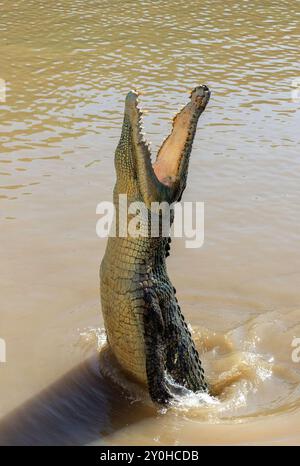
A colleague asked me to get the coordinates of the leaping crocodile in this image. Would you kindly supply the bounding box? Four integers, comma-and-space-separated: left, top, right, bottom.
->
100, 85, 211, 404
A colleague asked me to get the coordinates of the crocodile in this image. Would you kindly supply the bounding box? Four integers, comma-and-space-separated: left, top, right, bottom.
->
100, 85, 211, 404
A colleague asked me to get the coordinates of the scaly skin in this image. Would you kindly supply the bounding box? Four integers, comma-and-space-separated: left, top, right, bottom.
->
100, 85, 211, 404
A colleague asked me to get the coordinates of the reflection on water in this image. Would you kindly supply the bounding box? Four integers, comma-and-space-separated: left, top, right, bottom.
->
1, 0, 300, 446
0, 355, 155, 446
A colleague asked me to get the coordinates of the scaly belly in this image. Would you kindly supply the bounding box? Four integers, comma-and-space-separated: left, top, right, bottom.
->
101, 282, 147, 385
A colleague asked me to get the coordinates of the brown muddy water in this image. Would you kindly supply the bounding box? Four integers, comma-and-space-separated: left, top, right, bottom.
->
1, 0, 300, 446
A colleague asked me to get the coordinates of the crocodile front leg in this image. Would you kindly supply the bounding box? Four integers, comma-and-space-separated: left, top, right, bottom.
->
143, 287, 173, 404
164, 299, 208, 393
143, 284, 207, 404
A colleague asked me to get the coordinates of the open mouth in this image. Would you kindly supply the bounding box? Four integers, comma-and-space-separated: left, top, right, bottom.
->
125, 85, 211, 189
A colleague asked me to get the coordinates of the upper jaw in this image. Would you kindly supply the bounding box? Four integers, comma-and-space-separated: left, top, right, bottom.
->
124, 89, 142, 120
124, 89, 149, 148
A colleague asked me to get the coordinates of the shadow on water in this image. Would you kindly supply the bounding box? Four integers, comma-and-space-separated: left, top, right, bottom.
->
0, 355, 154, 446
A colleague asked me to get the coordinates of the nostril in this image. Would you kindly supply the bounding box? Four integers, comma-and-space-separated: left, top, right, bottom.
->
202, 84, 209, 91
